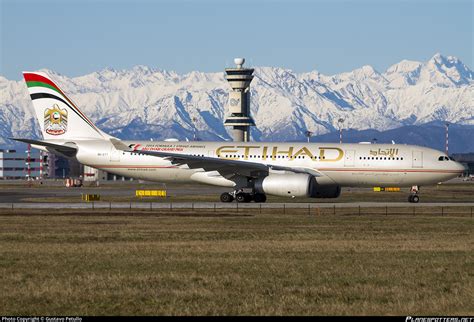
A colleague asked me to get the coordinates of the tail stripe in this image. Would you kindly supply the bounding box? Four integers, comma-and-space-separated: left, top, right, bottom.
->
29, 92, 100, 134
24, 72, 102, 134
26, 81, 61, 95
24, 73, 62, 92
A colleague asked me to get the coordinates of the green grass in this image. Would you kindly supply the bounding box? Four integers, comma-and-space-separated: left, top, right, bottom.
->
0, 210, 472, 315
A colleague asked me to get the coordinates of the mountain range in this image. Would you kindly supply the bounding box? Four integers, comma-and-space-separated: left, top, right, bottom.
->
1, 53, 473, 153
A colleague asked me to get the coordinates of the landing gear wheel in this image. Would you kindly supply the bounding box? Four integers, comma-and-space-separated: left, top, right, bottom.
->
235, 193, 246, 203
253, 193, 267, 203
244, 193, 252, 203
220, 192, 234, 203
408, 195, 420, 203
236, 193, 252, 203
408, 185, 420, 203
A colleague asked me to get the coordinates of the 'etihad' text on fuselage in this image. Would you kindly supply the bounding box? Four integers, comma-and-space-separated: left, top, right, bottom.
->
216, 146, 344, 162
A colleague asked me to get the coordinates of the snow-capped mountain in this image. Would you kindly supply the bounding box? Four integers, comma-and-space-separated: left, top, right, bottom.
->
1, 53, 473, 149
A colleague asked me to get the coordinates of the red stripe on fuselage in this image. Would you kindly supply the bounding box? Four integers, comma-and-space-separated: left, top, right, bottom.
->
317, 168, 462, 173
90, 165, 178, 169
90, 165, 461, 174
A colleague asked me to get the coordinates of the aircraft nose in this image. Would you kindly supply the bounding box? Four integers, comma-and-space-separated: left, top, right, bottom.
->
454, 161, 467, 173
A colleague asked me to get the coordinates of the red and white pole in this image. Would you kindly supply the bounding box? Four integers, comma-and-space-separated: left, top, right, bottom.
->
39, 150, 43, 178
445, 123, 449, 155
26, 144, 31, 180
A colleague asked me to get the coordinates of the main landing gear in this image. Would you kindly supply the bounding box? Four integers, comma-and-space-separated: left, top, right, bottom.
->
220, 190, 267, 203
408, 185, 420, 203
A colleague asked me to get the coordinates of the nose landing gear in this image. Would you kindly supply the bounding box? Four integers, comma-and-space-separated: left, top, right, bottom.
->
408, 194, 419, 203
408, 185, 420, 203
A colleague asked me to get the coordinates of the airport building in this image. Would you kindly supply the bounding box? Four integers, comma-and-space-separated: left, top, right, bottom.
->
84, 165, 108, 181
0, 146, 132, 182
0, 148, 86, 180
452, 153, 474, 176
0, 149, 43, 179
46, 153, 83, 179
84, 165, 133, 182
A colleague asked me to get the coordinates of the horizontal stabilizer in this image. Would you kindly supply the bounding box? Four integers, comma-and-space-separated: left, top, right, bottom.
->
10, 138, 77, 157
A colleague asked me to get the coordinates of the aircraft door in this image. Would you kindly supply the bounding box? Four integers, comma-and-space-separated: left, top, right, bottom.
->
412, 151, 423, 168
344, 150, 355, 167
110, 146, 121, 162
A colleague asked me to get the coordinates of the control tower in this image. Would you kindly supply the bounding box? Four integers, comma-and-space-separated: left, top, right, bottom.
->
224, 58, 255, 142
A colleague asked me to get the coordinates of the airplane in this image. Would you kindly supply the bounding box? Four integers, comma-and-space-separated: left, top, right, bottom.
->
12, 72, 466, 203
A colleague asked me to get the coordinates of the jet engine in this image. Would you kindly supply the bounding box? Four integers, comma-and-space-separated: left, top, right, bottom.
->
311, 184, 341, 198
254, 173, 341, 198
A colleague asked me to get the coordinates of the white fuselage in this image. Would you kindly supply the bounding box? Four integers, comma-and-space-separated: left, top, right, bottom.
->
23, 71, 465, 197
70, 140, 465, 188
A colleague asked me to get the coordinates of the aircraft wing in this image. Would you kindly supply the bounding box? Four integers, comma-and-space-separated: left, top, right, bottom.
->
10, 138, 77, 157
110, 139, 321, 178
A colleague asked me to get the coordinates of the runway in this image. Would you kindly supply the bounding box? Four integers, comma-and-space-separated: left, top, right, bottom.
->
1, 179, 473, 209
0, 181, 229, 203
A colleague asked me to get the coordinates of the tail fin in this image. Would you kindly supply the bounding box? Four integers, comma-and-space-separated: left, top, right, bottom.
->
23, 71, 109, 140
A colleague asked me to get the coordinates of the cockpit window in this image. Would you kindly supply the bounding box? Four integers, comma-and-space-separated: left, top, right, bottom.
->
438, 156, 450, 161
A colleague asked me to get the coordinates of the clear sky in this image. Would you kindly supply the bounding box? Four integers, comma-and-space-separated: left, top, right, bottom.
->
1, 0, 472, 80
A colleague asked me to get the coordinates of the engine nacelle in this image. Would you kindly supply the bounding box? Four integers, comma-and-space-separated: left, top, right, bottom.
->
255, 174, 341, 198
255, 173, 313, 197
311, 184, 341, 198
